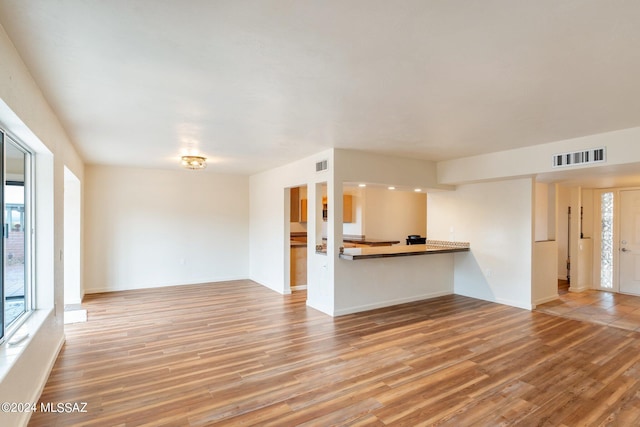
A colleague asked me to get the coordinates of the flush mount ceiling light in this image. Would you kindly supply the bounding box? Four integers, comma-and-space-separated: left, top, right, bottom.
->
181, 155, 207, 170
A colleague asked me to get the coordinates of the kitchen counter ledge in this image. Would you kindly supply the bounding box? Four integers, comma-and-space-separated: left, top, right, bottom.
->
339, 241, 469, 260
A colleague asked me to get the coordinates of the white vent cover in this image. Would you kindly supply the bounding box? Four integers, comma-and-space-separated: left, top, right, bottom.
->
315, 159, 328, 172
552, 147, 605, 168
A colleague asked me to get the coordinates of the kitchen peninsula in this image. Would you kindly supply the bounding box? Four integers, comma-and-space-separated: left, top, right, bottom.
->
291, 232, 400, 252
334, 239, 471, 316
339, 240, 469, 260
341, 236, 400, 247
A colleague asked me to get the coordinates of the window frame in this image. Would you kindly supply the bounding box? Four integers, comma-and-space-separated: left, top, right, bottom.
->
0, 130, 35, 343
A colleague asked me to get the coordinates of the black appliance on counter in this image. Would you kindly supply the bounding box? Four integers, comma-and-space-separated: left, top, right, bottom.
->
406, 235, 426, 245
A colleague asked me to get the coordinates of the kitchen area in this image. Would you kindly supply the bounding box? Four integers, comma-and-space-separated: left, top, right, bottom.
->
250, 148, 474, 317
289, 182, 464, 291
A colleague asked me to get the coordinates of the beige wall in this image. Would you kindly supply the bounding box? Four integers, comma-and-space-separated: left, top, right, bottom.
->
362, 186, 426, 243
341, 185, 427, 241
84, 165, 249, 293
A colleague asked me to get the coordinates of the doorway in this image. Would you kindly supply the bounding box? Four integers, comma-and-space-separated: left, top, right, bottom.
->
593, 188, 640, 296
289, 185, 308, 292
619, 189, 640, 295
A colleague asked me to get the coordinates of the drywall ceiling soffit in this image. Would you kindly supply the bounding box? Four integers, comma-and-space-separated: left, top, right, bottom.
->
536, 162, 640, 189
1, 1, 640, 174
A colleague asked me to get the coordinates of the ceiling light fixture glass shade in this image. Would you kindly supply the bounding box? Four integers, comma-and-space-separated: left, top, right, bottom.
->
181, 155, 207, 170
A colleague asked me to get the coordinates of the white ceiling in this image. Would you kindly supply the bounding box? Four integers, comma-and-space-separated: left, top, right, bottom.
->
1, 1, 640, 175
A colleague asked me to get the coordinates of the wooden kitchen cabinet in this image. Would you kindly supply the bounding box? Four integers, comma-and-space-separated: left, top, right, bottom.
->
343, 195, 353, 223
300, 199, 307, 222
290, 246, 307, 286
310, 195, 352, 223
290, 187, 300, 222
322, 196, 327, 222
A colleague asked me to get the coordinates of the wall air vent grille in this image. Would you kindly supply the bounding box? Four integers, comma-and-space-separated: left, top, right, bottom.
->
316, 160, 328, 172
552, 147, 606, 168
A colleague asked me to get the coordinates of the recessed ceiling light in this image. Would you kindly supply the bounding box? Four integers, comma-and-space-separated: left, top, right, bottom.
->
388, 186, 395, 190
358, 183, 366, 188
414, 188, 422, 192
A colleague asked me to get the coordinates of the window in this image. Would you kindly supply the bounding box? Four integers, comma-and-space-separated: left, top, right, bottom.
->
1, 131, 33, 341
600, 191, 614, 289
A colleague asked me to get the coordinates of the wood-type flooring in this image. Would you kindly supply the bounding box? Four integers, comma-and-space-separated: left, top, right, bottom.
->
29, 280, 640, 426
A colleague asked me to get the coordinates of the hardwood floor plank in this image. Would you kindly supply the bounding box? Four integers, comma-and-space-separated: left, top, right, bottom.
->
28, 280, 640, 426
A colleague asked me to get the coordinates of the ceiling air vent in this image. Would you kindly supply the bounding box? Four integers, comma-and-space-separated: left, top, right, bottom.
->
315, 159, 328, 172
552, 147, 605, 168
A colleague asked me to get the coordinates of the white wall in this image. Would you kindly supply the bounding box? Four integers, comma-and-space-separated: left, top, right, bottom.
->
547, 183, 557, 241
363, 187, 426, 243
557, 185, 570, 280
581, 188, 594, 239
84, 165, 249, 293
0, 22, 84, 427
532, 182, 559, 305
532, 240, 559, 305
438, 127, 640, 185
428, 178, 534, 309
575, 237, 593, 292
64, 167, 82, 304
249, 149, 334, 314
330, 149, 446, 314
566, 186, 594, 292
252, 149, 443, 316
534, 182, 549, 241
335, 254, 454, 315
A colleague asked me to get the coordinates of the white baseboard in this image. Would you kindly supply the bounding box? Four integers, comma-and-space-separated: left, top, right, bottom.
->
290, 285, 307, 291
333, 290, 453, 317
532, 294, 559, 308
558, 275, 568, 281
494, 297, 534, 311
84, 276, 250, 294
306, 299, 333, 316
569, 285, 589, 293
455, 290, 534, 311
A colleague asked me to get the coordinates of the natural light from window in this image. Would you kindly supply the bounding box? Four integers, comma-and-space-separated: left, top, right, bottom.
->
601, 192, 614, 289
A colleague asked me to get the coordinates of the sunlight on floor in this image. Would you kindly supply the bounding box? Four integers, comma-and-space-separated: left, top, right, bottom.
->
536, 289, 640, 331
64, 309, 87, 324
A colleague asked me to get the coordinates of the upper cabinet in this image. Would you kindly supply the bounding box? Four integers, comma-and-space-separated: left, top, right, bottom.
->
316, 195, 353, 223
296, 190, 352, 223
322, 196, 327, 222
343, 195, 353, 223
290, 187, 300, 222
300, 198, 308, 223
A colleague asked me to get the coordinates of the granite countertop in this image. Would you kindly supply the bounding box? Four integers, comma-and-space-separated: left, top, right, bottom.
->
321, 237, 400, 245
342, 237, 401, 245
339, 241, 470, 260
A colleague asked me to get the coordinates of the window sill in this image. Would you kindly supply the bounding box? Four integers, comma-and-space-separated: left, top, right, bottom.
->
0, 308, 52, 382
